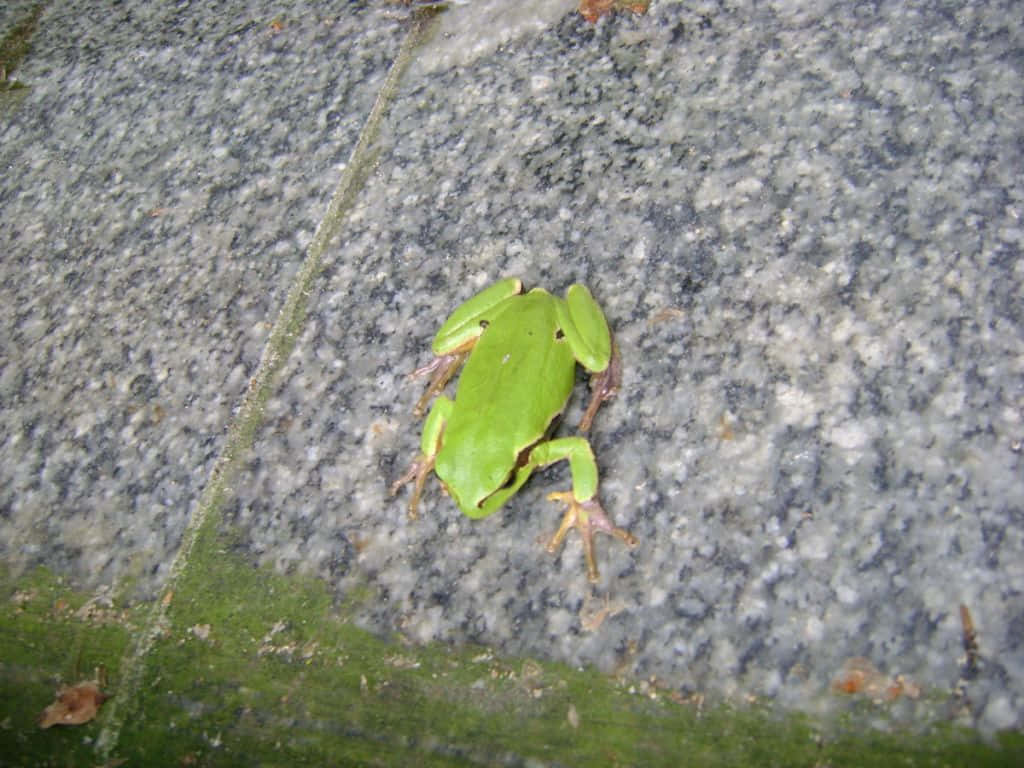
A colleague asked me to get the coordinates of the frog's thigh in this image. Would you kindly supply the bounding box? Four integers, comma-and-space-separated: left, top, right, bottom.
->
556, 285, 611, 373
526, 437, 599, 501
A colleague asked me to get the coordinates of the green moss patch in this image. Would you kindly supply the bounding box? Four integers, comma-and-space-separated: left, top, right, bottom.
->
2, 558, 1021, 766
1, 3, 44, 88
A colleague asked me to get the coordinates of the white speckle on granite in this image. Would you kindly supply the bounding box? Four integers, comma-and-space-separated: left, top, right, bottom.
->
829, 419, 871, 455
797, 530, 831, 562
983, 695, 1019, 733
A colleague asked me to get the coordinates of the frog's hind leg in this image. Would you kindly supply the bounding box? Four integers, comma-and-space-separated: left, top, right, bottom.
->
526, 437, 635, 582
579, 339, 621, 432
547, 492, 636, 583
389, 454, 435, 519
390, 397, 452, 518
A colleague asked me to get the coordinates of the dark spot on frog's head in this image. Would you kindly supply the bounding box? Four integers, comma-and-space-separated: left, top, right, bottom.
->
479, 319, 489, 329
554, 329, 565, 341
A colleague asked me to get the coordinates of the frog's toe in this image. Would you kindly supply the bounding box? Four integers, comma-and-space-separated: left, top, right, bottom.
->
546, 491, 636, 583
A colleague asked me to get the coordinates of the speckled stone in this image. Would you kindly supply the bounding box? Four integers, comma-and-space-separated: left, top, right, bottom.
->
1, 0, 1021, 735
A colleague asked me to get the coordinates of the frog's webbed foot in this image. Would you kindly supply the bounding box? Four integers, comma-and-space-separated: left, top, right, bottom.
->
389, 454, 435, 520
579, 340, 622, 432
411, 351, 468, 418
546, 491, 636, 583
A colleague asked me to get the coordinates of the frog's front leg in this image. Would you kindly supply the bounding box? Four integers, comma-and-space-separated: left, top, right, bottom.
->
411, 277, 523, 417
525, 438, 637, 582
390, 396, 452, 518
411, 351, 468, 418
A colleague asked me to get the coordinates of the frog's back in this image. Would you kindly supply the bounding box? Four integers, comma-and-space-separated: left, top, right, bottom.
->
436, 291, 576, 511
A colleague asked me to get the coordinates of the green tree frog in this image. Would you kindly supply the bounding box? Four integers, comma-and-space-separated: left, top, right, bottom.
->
390, 277, 636, 582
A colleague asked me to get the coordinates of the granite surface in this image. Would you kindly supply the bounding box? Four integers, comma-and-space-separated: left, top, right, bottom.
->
1, 0, 1022, 735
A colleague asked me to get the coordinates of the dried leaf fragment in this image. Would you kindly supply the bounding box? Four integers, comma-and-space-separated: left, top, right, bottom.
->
830, 657, 919, 702
953, 602, 981, 716
580, 0, 650, 24
959, 603, 980, 676
38, 681, 109, 728
579, 593, 626, 632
